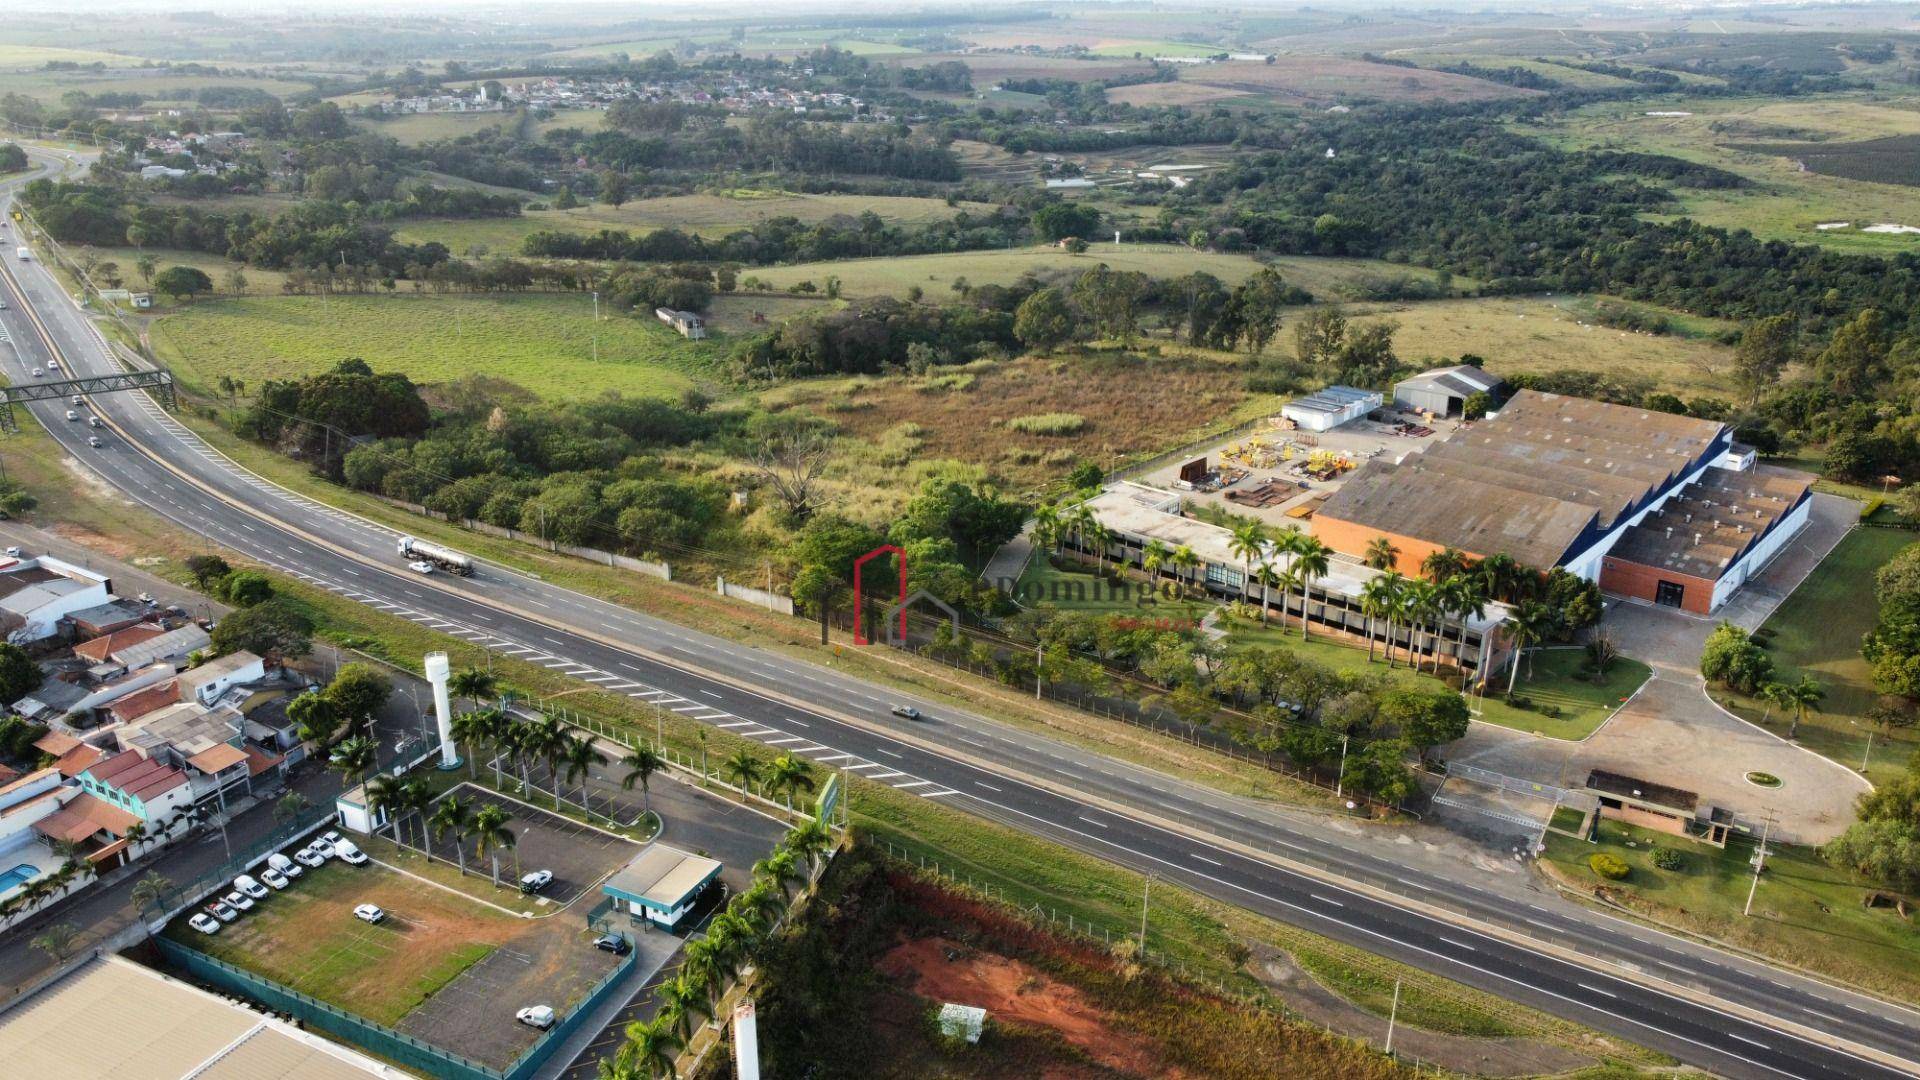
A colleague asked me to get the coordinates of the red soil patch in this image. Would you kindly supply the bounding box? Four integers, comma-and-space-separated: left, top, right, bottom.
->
878, 934, 1193, 1079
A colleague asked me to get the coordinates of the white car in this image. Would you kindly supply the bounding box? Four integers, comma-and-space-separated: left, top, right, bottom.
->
267, 852, 302, 879
233, 874, 268, 900
259, 867, 290, 890
519, 869, 553, 894
408, 560, 436, 575
322, 831, 342, 845
221, 890, 254, 913
353, 903, 386, 925
204, 900, 239, 923
516, 1005, 555, 1030
87, 435, 102, 448
29, 367, 41, 378
293, 847, 325, 869
335, 839, 367, 865
308, 837, 336, 858
188, 913, 221, 935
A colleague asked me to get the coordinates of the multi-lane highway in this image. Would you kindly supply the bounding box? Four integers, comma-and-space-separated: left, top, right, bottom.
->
2, 150, 1916, 1079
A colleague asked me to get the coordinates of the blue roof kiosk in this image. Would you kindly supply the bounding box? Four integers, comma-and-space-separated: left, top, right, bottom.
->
602, 843, 723, 931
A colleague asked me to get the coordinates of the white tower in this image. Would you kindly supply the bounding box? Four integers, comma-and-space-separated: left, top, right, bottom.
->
424, 652, 458, 770
732, 999, 759, 1080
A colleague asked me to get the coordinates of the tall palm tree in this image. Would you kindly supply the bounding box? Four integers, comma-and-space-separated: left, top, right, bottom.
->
1359, 575, 1396, 662
448, 667, 497, 705
130, 871, 171, 935
721, 750, 764, 801
469, 802, 516, 887
1290, 534, 1332, 640
1063, 503, 1093, 561
449, 708, 495, 779
1228, 521, 1267, 605
529, 714, 570, 797
1504, 602, 1555, 694
1404, 579, 1442, 673
30, 922, 80, 963
401, 777, 435, 851
617, 1018, 681, 1080
1757, 679, 1796, 725
1085, 521, 1113, 576
767, 753, 815, 812
1783, 675, 1825, 740
430, 795, 470, 874
366, 776, 409, 848
1141, 539, 1171, 588
785, 818, 833, 874
1447, 574, 1491, 680
1420, 546, 1470, 583
560, 734, 609, 818
1363, 536, 1400, 572
596, 1057, 643, 1080
1254, 563, 1284, 625
755, 849, 804, 899
1032, 503, 1061, 555
738, 881, 785, 929
620, 745, 665, 816
658, 971, 713, 1042
329, 734, 377, 795
1170, 545, 1200, 599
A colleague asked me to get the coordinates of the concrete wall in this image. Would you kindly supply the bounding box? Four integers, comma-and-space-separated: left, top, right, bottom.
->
1598, 557, 1716, 615
717, 577, 794, 616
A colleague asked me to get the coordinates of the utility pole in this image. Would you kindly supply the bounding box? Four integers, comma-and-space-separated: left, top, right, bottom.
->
1861, 730, 1875, 774
1335, 733, 1350, 797
1138, 873, 1151, 954
591, 290, 599, 364
1035, 640, 1043, 700
1744, 812, 1774, 917
1384, 978, 1401, 1056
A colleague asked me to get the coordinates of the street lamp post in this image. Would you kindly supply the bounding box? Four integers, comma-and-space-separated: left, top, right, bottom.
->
1744, 812, 1774, 917
1335, 733, 1350, 798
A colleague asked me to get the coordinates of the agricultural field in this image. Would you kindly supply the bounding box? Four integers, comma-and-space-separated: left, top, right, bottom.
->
0, 69, 316, 105
1164, 56, 1537, 107
756, 352, 1270, 505
1399, 55, 1641, 90
1710, 526, 1920, 787
57, 246, 291, 308
744, 245, 1448, 302
1530, 94, 1920, 253
1307, 294, 1743, 398
149, 293, 728, 403
351, 110, 517, 146
0, 45, 147, 69
890, 52, 1156, 84
394, 191, 995, 254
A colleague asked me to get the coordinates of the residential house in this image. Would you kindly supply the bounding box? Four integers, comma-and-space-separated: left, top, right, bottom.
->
0, 556, 111, 643
177, 650, 264, 706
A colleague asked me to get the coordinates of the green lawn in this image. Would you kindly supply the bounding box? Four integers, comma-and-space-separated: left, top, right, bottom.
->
1712, 525, 1920, 785
163, 860, 519, 1025
149, 293, 729, 402
1544, 818, 1920, 1003
1225, 617, 1650, 740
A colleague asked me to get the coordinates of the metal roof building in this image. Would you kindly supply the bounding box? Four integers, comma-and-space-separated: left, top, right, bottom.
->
1280, 385, 1382, 432
1393, 365, 1503, 417
602, 842, 723, 929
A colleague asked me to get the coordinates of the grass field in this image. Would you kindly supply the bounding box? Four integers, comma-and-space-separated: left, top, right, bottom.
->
0, 45, 146, 69
0, 69, 314, 105
1532, 94, 1920, 254
1711, 525, 1920, 786
164, 860, 518, 1025
150, 293, 728, 402
63, 246, 290, 309
746, 245, 1448, 301
395, 191, 992, 253
1401, 55, 1639, 90
352, 110, 517, 145
1170, 57, 1534, 106
1543, 817, 1920, 1003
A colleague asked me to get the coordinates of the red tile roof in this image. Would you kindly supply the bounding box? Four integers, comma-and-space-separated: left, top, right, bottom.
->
108, 681, 179, 725
84, 752, 188, 801
34, 792, 141, 843
73, 624, 166, 664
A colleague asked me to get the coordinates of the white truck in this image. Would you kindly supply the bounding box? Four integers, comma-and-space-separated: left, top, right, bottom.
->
396, 536, 473, 576
14, 246, 29, 262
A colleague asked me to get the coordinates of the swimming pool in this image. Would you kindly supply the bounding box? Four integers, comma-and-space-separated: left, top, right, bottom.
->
0, 864, 41, 893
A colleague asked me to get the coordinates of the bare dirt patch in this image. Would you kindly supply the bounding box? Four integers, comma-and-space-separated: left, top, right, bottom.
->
880, 935, 1190, 1078
1187, 57, 1538, 105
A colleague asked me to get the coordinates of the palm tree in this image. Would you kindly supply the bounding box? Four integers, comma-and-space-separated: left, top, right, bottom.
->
1783, 675, 1825, 740
1359, 575, 1396, 662
1363, 536, 1400, 572
528, 714, 570, 797
617, 1018, 681, 1080
1404, 579, 1441, 672
273, 790, 311, 825
767, 753, 815, 812
1254, 563, 1284, 625
1420, 546, 1470, 582
1290, 534, 1332, 640
1032, 503, 1061, 555
785, 818, 833, 875
755, 849, 804, 899
450, 708, 496, 779
469, 802, 516, 887
366, 776, 409, 848
596, 1057, 643, 1080
658, 971, 713, 1042
1448, 575, 1491, 681
130, 871, 171, 935
561, 734, 608, 818
738, 881, 785, 929
330, 734, 377, 795
430, 795, 470, 874
1504, 602, 1555, 694
1228, 521, 1267, 605
1169, 545, 1200, 598
401, 778, 435, 852
30, 922, 80, 962
1141, 539, 1171, 588
1085, 521, 1113, 576
721, 750, 763, 801
1757, 680, 1796, 726
448, 667, 497, 705
620, 745, 665, 817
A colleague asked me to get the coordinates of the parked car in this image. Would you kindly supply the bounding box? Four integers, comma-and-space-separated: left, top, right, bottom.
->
188, 913, 221, 935
352, 903, 386, 924
293, 847, 324, 869
890, 704, 923, 721
516, 1005, 555, 1030
307, 837, 336, 859
334, 839, 367, 865
3, 547, 18, 558
266, 852, 302, 879
222, 890, 254, 913
593, 933, 630, 956
519, 869, 553, 894
233, 874, 268, 900
259, 867, 290, 890
322, 830, 342, 846
204, 900, 239, 923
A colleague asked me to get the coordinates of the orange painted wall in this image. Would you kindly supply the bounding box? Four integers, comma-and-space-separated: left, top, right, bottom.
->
1311, 515, 1487, 579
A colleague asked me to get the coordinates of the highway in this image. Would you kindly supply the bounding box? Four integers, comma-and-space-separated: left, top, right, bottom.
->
2, 151, 1916, 1079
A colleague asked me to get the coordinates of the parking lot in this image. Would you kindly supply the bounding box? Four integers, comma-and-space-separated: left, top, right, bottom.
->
419, 784, 641, 906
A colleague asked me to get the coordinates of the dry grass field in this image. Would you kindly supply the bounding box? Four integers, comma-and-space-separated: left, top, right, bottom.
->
1178, 57, 1537, 106
1107, 81, 1262, 107
891, 52, 1156, 83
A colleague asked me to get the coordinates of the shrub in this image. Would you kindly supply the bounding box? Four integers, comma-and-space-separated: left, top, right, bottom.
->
1589, 853, 1631, 880
1651, 847, 1686, 871
1006, 412, 1087, 436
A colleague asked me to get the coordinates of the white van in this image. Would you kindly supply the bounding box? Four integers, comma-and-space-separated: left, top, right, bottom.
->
266, 852, 302, 879
334, 838, 367, 865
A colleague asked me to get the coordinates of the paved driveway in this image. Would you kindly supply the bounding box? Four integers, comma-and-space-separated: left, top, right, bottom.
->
1449, 493, 1868, 844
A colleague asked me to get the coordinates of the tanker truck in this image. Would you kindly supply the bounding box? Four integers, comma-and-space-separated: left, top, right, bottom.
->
397, 536, 473, 576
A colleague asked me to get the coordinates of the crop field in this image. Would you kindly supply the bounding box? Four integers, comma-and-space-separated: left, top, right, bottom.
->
1728, 132, 1920, 188
1298, 295, 1741, 397
395, 191, 992, 254
1400, 55, 1641, 90
352, 110, 516, 145
891, 52, 1156, 84
1533, 94, 1920, 253
1106, 81, 1262, 107
1172, 57, 1535, 106
163, 860, 520, 1026
0, 69, 315, 105
744, 245, 1448, 301
150, 293, 728, 402
757, 353, 1268, 503
0, 45, 146, 69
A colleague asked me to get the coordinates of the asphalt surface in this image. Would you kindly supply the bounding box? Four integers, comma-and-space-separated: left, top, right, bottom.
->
2, 152, 1916, 1079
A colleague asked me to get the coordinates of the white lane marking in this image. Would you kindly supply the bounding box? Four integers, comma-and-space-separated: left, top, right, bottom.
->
1309, 894, 1344, 908
845, 763, 884, 772
1439, 937, 1477, 952
868, 770, 905, 780
1577, 983, 1618, 999
875, 748, 903, 759
1078, 816, 1108, 829
717, 720, 757, 729
894, 780, 935, 789
923, 789, 961, 797
1190, 853, 1222, 866
1727, 1033, 1770, 1050
974, 781, 1002, 792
